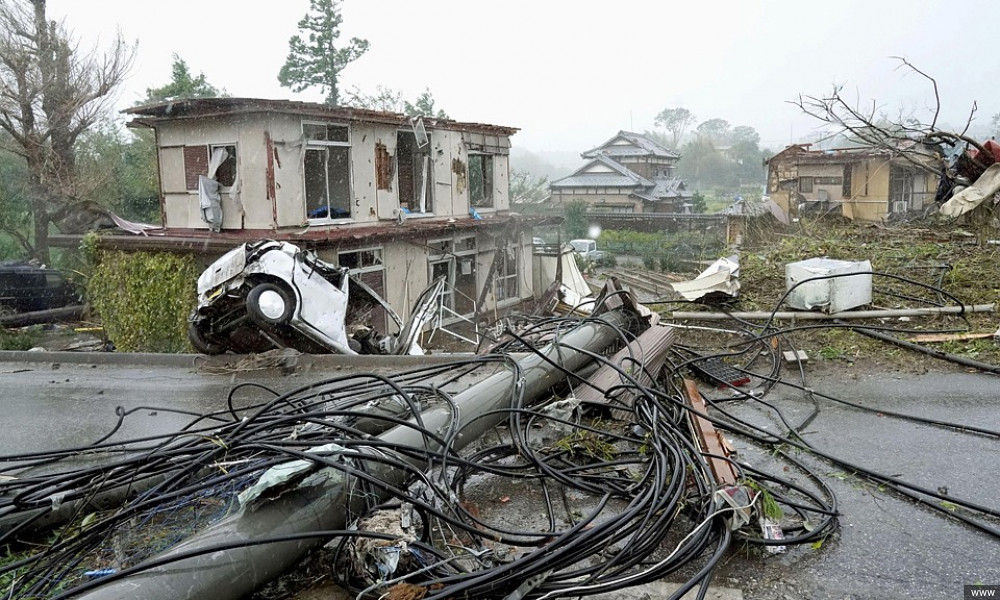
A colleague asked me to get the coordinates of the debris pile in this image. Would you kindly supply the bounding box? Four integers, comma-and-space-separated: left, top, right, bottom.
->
1, 281, 997, 600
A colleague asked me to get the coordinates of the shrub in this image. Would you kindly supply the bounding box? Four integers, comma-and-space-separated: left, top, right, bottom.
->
595, 252, 618, 268
87, 250, 199, 352
642, 252, 659, 271
0, 327, 40, 351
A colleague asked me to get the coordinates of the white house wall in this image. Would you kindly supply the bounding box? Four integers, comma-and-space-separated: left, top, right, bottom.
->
494, 155, 509, 211
153, 113, 512, 230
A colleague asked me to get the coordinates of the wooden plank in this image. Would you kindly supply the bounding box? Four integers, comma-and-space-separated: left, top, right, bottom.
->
905, 331, 994, 343
682, 378, 739, 487
572, 325, 675, 420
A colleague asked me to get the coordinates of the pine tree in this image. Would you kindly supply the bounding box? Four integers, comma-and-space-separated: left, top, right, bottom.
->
278, 0, 369, 106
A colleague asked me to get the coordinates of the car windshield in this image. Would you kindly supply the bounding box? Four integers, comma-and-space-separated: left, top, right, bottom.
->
570, 240, 593, 253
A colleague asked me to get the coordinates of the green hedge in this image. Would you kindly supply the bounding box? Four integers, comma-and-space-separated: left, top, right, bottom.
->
87, 250, 199, 353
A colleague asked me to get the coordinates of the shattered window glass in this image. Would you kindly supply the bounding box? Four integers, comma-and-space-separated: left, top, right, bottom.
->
338, 248, 383, 272
469, 154, 494, 208
211, 144, 237, 187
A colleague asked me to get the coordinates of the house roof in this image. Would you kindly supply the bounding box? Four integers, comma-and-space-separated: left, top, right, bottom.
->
649, 177, 690, 199
48, 214, 553, 254
767, 143, 897, 166
124, 97, 519, 136
582, 130, 679, 160
550, 155, 653, 189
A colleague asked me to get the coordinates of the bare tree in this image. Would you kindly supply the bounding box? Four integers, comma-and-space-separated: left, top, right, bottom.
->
792, 57, 989, 185
0, 0, 134, 261
654, 107, 695, 150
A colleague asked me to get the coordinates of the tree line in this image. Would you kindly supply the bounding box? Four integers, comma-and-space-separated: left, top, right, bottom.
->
650, 107, 771, 194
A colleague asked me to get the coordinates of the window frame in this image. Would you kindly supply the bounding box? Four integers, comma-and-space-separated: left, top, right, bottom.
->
494, 242, 520, 303
396, 129, 434, 216
337, 247, 384, 275
468, 153, 495, 209
183, 143, 238, 192
303, 120, 353, 224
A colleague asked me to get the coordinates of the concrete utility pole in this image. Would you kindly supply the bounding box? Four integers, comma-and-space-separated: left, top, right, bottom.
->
75, 312, 630, 600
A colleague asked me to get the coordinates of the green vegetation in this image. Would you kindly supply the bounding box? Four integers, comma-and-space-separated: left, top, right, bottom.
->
599, 229, 726, 273
278, 0, 369, 106
86, 247, 198, 353
0, 326, 40, 350
563, 200, 589, 239
736, 221, 1000, 366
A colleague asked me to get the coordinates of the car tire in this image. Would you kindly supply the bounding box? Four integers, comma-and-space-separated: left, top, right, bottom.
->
188, 321, 225, 355
246, 282, 295, 327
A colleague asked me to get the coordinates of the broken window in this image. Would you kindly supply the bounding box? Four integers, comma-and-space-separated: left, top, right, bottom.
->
339, 247, 387, 331
468, 154, 494, 208
430, 259, 454, 312
495, 243, 519, 302
303, 121, 352, 220
428, 236, 477, 316
842, 165, 852, 197
338, 248, 383, 271
798, 176, 814, 193
397, 131, 433, 214
184, 144, 237, 191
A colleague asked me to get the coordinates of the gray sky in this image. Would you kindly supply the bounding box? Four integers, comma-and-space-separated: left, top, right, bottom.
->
50, 0, 1000, 158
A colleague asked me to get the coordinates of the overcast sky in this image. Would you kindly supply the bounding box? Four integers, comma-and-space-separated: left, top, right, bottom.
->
50, 0, 1000, 161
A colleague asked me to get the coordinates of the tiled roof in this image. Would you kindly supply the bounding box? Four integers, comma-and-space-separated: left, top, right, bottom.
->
650, 177, 690, 199
582, 130, 679, 159
550, 155, 652, 188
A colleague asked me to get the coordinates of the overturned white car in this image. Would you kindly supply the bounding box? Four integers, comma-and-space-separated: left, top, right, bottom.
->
188, 240, 442, 355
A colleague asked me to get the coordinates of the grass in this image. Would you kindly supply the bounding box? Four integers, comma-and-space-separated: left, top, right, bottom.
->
730, 218, 1000, 368
0, 326, 41, 351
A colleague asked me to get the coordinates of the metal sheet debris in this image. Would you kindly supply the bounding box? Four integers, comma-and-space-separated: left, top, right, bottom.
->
785, 258, 872, 313
671, 255, 741, 301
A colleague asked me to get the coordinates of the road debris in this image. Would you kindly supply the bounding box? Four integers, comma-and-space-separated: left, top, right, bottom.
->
2, 276, 998, 600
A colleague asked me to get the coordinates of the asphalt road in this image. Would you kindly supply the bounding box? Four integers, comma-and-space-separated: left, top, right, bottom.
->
0, 355, 997, 599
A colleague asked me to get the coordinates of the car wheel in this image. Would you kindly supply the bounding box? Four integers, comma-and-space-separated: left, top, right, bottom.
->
188, 321, 225, 355
246, 282, 295, 327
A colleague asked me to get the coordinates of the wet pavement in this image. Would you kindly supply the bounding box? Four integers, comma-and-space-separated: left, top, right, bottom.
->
0, 355, 997, 599
712, 369, 1000, 600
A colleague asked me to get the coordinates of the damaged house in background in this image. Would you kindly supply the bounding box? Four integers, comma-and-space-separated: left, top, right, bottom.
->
765, 143, 938, 222
51, 98, 547, 344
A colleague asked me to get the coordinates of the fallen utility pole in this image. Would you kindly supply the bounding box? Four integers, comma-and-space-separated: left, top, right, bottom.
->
74, 312, 630, 600
0, 305, 85, 328
669, 303, 995, 322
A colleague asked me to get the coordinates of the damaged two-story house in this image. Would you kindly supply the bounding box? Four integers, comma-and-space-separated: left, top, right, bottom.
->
548, 131, 691, 213
64, 98, 542, 335
766, 143, 937, 221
